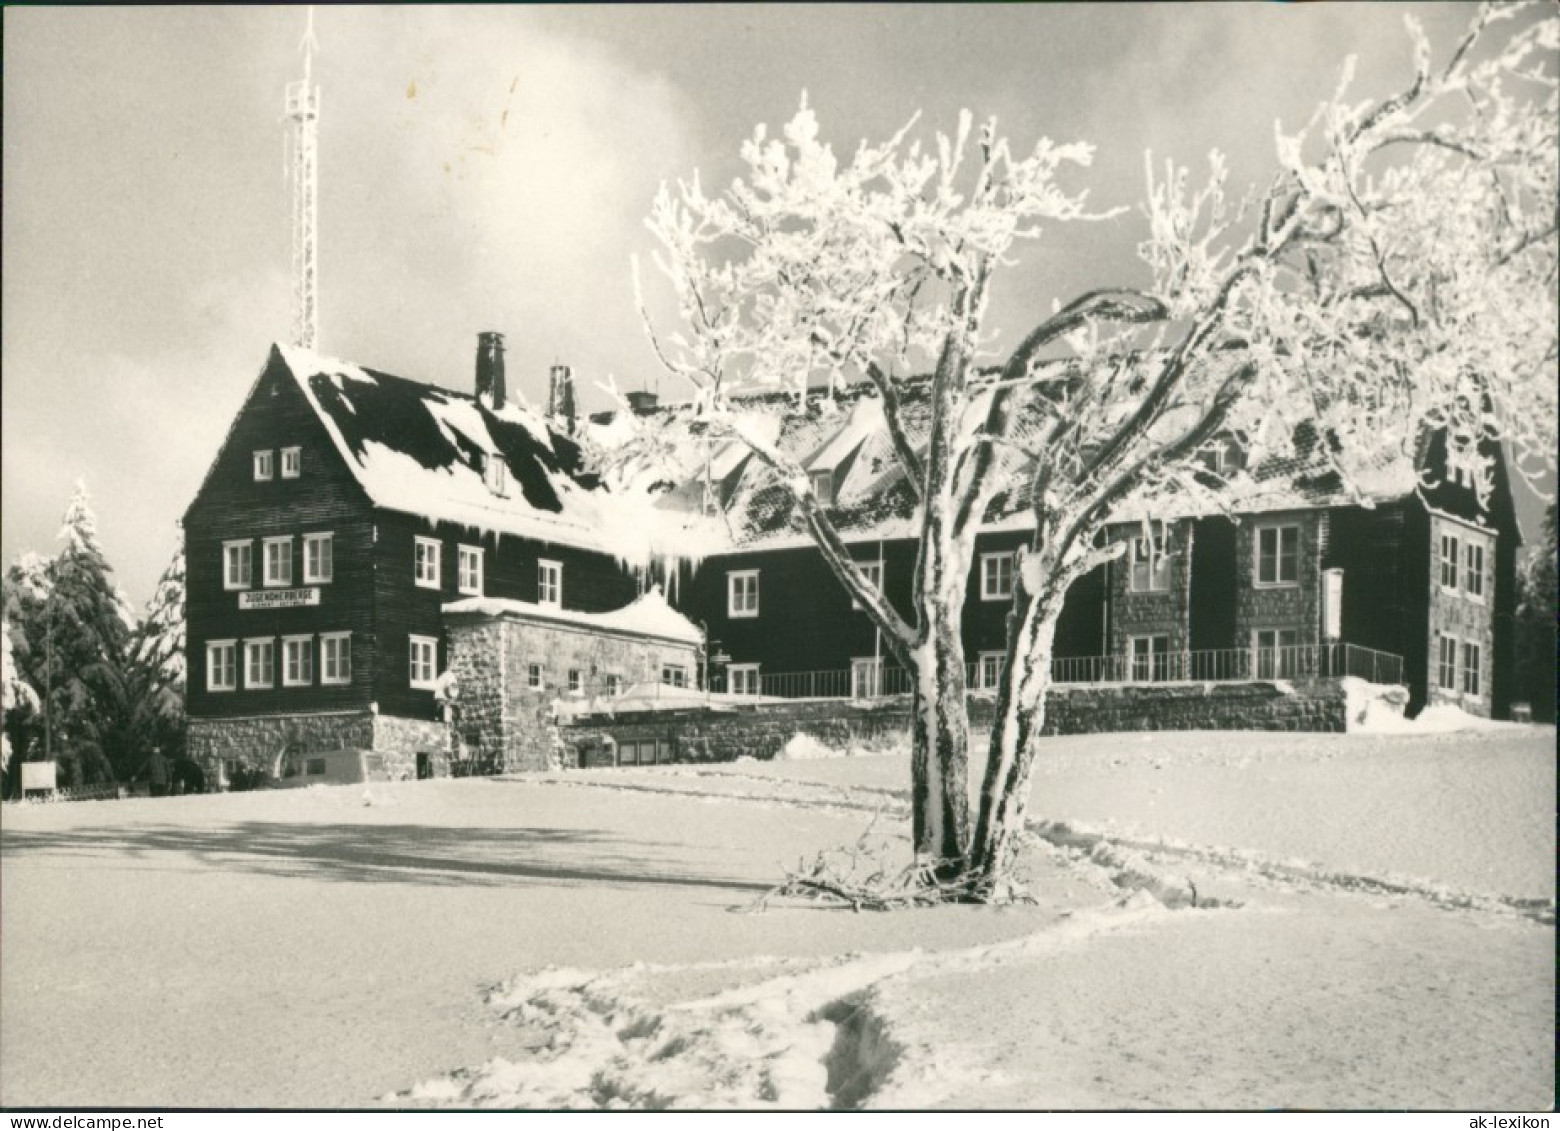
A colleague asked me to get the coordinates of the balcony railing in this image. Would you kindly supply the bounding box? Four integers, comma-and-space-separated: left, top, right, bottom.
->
553, 641, 1403, 710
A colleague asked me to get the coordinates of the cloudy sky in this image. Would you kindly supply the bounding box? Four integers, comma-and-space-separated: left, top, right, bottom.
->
1, 3, 1537, 606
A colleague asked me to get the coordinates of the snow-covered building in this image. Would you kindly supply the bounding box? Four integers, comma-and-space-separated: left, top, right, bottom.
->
600, 378, 1520, 720
183, 339, 704, 781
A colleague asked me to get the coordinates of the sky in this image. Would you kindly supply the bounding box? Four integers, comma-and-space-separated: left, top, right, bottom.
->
1, 3, 1547, 607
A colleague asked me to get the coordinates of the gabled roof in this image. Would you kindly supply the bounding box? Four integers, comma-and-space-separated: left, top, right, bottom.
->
270, 344, 717, 563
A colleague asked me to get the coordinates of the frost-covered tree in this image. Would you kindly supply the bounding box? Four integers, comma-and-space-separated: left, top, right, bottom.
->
130, 540, 188, 760
637, 3, 1558, 895
2, 612, 41, 778
1514, 502, 1558, 723
4, 483, 138, 785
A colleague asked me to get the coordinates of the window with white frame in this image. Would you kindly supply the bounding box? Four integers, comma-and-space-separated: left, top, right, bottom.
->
280, 446, 301, 479
1254, 525, 1299, 586
976, 651, 1005, 689
253, 450, 274, 481
661, 664, 688, 688
1129, 635, 1172, 682
851, 561, 884, 610
527, 663, 544, 690
1439, 533, 1460, 590
1464, 541, 1485, 600
223, 541, 252, 590
1436, 634, 1458, 691
244, 638, 275, 689
1130, 536, 1171, 593
409, 636, 438, 689
484, 454, 508, 496
303, 533, 333, 584
414, 537, 441, 589
980, 552, 1015, 601
851, 657, 884, 699
262, 536, 293, 587
567, 669, 583, 695
206, 641, 237, 691
728, 570, 759, 618
1252, 628, 1299, 680
810, 469, 834, 507
282, 635, 313, 687
457, 545, 484, 596
321, 632, 352, 685
729, 663, 761, 696
1462, 641, 1482, 697
537, 559, 562, 607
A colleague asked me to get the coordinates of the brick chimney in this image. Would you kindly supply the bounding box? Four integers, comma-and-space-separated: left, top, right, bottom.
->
546, 364, 577, 434
475, 332, 506, 408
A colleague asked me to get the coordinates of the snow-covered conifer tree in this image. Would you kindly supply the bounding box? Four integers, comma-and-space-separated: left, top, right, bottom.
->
637, 3, 1558, 896
130, 540, 188, 757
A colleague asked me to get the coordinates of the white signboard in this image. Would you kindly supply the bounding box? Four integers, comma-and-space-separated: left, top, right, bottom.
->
1322, 568, 1344, 640
239, 587, 320, 610
21, 761, 57, 793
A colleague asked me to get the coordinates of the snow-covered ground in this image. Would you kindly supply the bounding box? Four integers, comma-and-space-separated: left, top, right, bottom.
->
1, 726, 1552, 1109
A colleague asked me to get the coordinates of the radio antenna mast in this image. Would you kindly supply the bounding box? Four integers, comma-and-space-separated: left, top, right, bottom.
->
285, 8, 321, 350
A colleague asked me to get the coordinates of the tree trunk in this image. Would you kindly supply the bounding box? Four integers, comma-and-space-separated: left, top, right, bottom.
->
908, 607, 970, 874
969, 595, 1058, 893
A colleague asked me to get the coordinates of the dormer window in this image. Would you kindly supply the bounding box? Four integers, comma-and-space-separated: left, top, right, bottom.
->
810, 469, 835, 507
281, 446, 302, 479
484, 454, 509, 497
253, 450, 274, 481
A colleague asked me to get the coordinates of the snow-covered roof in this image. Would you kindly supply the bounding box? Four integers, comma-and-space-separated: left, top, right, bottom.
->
274, 344, 721, 566
443, 587, 703, 646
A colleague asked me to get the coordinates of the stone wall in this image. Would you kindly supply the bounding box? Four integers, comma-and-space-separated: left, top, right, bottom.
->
1234, 510, 1323, 649
189, 710, 375, 780
445, 619, 509, 773
1108, 520, 1194, 658
372, 714, 448, 780
559, 678, 1353, 766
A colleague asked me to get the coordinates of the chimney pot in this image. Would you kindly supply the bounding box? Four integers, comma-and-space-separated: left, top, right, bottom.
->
475, 332, 507, 408
547, 364, 578, 434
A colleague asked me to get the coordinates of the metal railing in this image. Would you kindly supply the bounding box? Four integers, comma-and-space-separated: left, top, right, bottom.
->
551, 640, 1402, 711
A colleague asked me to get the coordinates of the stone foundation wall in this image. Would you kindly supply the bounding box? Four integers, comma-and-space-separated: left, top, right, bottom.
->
189, 711, 375, 779
372, 715, 448, 780
559, 679, 1352, 766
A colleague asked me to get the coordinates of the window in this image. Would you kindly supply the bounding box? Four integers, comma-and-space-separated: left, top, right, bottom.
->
223, 541, 252, 590
538, 559, 562, 607
263, 536, 293, 588
1436, 634, 1458, 691
1439, 533, 1460, 590
851, 561, 884, 610
303, 533, 333, 584
729, 663, 761, 696
1130, 536, 1171, 593
661, 664, 688, 688
1255, 525, 1299, 586
458, 545, 484, 596
810, 469, 834, 507
976, 652, 1005, 690
527, 663, 544, 691
409, 636, 438, 690
282, 636, 313, 687
980, 552, 1015, 601
851, 657, 884, 700
1130, 635, 1172, 682
280, 446, 301, 479
321, 632, 352, 685
1464, 541, 1484, 600
253, 450, 274, 481
604, 674, 622, 696
1462, 642, 1482, 697
244, 638, 275, 689
567, 669, 583, 695
206, 641, 237, 692
484, 454, 508, 496
414, 537, 441, 589
1253, 629, 1299, 680
728, 570, 759, 618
